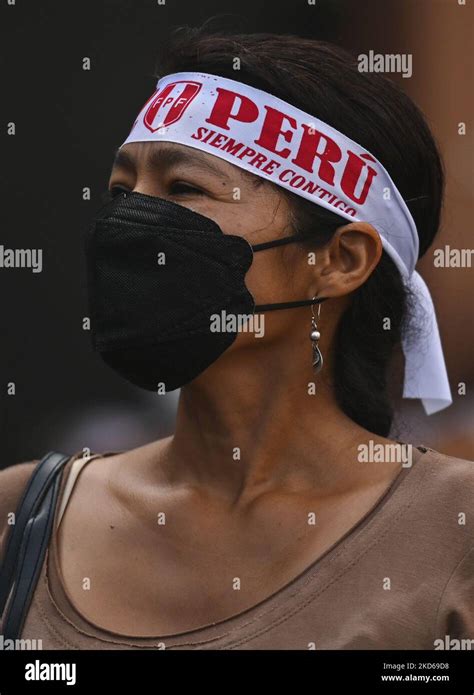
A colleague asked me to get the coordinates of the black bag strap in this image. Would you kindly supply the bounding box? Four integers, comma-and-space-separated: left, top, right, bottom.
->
0, 451, 71, 639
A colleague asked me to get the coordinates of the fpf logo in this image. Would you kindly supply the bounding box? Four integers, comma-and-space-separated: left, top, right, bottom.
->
143, 80, 202, 131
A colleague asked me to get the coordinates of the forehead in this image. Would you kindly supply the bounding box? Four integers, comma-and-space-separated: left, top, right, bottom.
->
112, 142, 233, 179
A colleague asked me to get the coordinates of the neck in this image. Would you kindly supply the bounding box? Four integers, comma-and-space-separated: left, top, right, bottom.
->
164, 329, 391, 504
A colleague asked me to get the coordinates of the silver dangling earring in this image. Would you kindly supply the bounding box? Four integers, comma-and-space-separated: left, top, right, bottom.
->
310, 297, 323, 373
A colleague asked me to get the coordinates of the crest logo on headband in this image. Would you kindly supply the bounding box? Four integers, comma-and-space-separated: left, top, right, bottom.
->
143, 80, 202, 131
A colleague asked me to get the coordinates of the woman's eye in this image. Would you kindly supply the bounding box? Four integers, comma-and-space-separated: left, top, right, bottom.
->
100, 186, 129, 204
169, 182, 203, 196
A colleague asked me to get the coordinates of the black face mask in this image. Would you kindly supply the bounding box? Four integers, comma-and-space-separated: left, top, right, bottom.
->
85, 191, 325, 391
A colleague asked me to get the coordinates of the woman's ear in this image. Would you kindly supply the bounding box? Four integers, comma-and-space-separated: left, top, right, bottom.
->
314, 222, 383, 298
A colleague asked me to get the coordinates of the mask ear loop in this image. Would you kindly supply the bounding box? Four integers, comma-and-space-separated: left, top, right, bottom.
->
310, 297, 324, 373
251, 234, 329, 312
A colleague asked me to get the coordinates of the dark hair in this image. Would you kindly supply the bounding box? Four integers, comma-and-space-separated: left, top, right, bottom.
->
155, 27, 444, 436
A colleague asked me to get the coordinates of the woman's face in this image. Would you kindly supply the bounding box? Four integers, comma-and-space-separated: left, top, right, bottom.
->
108, 141, 320, 349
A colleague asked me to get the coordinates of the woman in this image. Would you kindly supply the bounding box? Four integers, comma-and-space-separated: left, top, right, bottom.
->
1, 29, 473, 650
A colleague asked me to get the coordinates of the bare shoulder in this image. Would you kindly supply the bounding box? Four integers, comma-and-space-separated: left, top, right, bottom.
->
66, 436, 174, 517
55, 437, 175, 574
92, 435, 173, 481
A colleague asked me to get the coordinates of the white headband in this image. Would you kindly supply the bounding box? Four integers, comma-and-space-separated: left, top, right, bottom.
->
120, 71, 452, 415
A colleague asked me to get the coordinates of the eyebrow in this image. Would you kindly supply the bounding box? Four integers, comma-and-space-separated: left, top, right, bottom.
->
111, 145, 231, 181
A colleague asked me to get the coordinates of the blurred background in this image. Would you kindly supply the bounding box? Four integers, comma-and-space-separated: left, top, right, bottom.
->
0, 0, 472, 467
